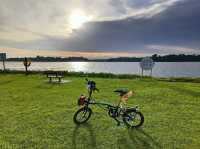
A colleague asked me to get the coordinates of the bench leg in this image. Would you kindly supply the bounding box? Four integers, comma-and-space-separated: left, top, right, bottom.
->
49, 77, 52, 82
59, 78, 61, 82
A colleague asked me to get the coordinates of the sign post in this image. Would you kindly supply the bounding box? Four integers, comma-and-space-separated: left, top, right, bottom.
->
0, 53, 6, 71
139, 57, 155, 76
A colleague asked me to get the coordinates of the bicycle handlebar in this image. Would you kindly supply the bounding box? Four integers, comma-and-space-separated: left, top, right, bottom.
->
85, 78, 99, 92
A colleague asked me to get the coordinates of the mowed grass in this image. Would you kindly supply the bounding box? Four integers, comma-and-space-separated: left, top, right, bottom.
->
0, 74, 199, 149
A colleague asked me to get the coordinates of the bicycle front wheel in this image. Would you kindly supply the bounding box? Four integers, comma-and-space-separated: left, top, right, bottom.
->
123, 111, 144, 128
73, 107, 92, 124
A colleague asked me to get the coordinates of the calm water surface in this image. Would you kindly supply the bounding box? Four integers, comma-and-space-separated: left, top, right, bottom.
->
1, 61, 200, 77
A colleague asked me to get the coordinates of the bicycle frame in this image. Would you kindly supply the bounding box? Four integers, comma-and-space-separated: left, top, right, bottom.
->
83, 89, 127, 125
85, 87, 113, 108
86, 86, 125, 110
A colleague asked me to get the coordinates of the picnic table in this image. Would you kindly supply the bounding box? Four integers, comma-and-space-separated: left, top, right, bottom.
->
45, 71, 64, 82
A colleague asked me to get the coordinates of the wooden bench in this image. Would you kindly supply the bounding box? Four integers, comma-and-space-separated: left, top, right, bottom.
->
45, 72, 64, 82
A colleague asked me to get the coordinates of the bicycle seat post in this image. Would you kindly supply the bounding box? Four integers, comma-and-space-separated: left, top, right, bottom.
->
117, 97, 124, 108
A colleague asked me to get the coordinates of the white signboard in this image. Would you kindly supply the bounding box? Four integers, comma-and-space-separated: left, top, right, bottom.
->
0, 53, 6, 60
140, 57, 155, 70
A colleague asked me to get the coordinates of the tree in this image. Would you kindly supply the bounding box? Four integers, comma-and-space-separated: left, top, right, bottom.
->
23, 57, 31, 75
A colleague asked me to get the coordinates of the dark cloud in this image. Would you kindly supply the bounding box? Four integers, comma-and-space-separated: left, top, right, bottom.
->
51, 0, 199, 53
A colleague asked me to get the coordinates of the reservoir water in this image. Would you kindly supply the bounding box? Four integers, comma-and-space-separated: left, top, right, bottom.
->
1, 62, 200, 77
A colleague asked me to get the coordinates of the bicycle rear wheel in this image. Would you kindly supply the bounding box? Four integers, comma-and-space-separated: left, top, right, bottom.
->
123, 111, 144, 128
73, 107, 92, 124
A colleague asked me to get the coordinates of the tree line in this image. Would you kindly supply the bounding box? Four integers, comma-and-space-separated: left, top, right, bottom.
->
6, 54, 200, 62
151, 54, 200, 62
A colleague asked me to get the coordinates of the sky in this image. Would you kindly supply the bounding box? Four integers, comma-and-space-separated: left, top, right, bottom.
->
0, 0, 200, 58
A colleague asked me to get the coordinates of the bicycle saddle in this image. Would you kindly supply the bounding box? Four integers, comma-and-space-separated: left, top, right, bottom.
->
114, 88, 129, 96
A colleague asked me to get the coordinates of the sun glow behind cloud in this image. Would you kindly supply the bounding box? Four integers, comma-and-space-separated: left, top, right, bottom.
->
69, 9, 92, 29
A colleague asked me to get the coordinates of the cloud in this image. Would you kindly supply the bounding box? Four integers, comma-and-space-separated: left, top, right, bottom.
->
0, 0, 200, 56
0, 48, 144, 58
0, 0, 181, 37
60, 0, 200, 54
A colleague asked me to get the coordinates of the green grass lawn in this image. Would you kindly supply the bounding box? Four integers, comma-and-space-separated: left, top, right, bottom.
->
0, 74, 199, 149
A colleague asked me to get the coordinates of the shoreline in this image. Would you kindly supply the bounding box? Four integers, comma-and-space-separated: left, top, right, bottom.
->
1, 70, 200, 83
